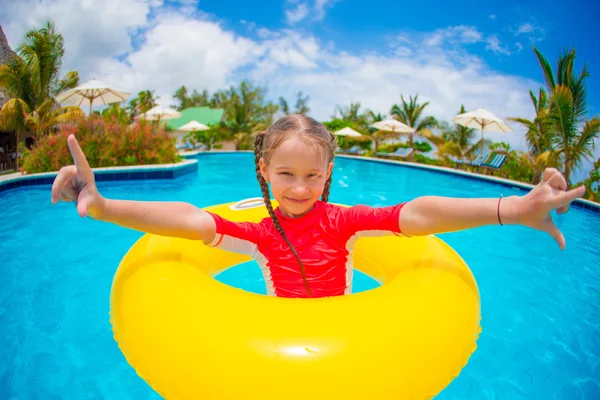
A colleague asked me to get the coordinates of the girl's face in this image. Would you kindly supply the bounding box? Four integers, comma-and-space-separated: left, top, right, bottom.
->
260, 137, 333, 218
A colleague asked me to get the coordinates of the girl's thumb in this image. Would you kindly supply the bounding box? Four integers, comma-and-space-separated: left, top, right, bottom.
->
76, 196, 90, 218
544, 220, 565, 251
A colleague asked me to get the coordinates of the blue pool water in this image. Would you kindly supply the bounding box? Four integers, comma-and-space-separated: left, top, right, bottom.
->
1, 153, 599, 399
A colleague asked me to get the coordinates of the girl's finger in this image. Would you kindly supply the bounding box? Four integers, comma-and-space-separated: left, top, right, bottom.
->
67, 135, 94, 181
557, 185, 586, 207
542, 168, 559, 182
543, 218, 566, 250
51, 166, 77, 204
547, 171, 567, 191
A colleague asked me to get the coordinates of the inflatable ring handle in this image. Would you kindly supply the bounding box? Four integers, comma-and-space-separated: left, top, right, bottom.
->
228, 197, 266, 211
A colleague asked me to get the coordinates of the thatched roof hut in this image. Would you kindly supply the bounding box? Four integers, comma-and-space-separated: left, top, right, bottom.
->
0, 25, 16, 109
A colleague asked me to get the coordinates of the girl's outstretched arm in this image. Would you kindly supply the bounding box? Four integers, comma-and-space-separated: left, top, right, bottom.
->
97, 199, 216, 242
399, 168, 586, 250
51, 134, 216, 242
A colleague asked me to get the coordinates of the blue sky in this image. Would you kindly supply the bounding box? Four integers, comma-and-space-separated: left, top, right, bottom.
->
200, 0, 600, 115
2, 0, 599, 180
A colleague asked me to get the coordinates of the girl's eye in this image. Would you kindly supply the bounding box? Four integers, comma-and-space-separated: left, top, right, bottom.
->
278, 172, 292, 176
308, 174, 318, 178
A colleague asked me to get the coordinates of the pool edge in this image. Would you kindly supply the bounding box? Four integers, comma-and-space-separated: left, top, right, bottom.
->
0, 159, 198, 193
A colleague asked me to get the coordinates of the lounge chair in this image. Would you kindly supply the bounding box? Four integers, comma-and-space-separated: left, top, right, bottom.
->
451, 140, 485, 167
339, 145, 365, 155
377, 147, 413, 159
469, 151, 491, 167
452, 150, 487, 168
480, 153, 507, 175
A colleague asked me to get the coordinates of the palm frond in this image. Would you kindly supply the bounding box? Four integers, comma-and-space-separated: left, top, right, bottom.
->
53, 70, 79, 97
549, 85, 576, 151
415, 115, 438, 132
529, 90, 539, 111
533, 46, 556, 90
568, 117, 600, 171
0, 98, 31, 131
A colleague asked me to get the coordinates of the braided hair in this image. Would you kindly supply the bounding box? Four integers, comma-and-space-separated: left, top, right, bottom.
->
254, 115, 337, 297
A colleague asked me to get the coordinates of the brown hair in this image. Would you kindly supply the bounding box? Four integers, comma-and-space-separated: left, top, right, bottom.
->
254, 114, 337, 297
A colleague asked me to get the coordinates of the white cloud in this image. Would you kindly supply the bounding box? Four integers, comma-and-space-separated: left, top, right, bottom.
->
510, 21, 545, 44
101, 14, 262, 102
395, 46, 412, 57
314, 0, 335, 20
515, 42, 524, 53
285, 2, 309, 24
424, 26, 483, 47
396, 34, 412, 44
489, 14, 496, 20
250, 38, 537, 153
2, 0, 153, 74
486, 35, 511, 56
516, 23, 535, 34
284, 0, 336, 25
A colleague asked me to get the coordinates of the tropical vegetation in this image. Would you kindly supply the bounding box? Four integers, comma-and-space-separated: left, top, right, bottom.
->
22, 116, 178, 174
0, 22, 83, 170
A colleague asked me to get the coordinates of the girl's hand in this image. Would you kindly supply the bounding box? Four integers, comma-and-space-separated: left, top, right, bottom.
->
517, 168, 586, 250
51, 134, 105, 218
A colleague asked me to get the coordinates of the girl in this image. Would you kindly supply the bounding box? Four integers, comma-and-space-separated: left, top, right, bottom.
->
51, 114, 585, 298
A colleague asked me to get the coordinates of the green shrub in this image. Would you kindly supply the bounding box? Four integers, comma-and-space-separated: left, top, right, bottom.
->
414, 153, 445, 166
22, 116, 180, 174
377, 141, 432, 153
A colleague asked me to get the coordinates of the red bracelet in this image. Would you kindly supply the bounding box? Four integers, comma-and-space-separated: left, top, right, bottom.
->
497, 195, 503, 226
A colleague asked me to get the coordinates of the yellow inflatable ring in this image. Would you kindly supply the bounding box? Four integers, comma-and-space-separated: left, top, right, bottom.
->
110, 199, 481, 400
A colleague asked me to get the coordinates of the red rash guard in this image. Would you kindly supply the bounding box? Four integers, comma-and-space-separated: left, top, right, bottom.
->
207, 200, 405, 298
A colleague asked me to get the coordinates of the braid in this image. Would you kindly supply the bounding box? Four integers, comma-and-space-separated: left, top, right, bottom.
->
321, 177, 332, 203
254, 133, 312, 297
321, 131, 336, 203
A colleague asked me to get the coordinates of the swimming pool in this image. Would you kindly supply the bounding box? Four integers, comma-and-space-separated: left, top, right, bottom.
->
1, 153, 598, 399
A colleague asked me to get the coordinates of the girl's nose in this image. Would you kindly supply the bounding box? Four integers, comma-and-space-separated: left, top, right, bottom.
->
291, 183, 309, 195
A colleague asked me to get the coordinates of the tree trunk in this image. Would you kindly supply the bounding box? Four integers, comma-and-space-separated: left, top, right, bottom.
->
564, 148, 570, 187
564, 164, 571, 188
15, 131, 19, 172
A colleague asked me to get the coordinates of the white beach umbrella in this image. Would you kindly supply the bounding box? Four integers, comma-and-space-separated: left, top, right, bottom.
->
55, 78, 129, 115
370, 119, 415, 133
178, 120, 209, 131
333, 127, 363, 137
135, 105, 182, 121
452, 108, 513, 154
333, 126, 363, 148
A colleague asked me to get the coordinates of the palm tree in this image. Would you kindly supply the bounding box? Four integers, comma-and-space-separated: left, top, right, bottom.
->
532, 47, 600, 185
442, 105, 477, 151
129, 90, 159, 116
509, 89, 553, 155
390, 95, 438, 158
0, 21, 80, 171
102, 102, 131, 124
579, 158, 599, 202
334, 102, 368, 130
364, 109, 388, 153
509, 88, 557, 182
279, 92, 310, 116
211, 80, 278, 149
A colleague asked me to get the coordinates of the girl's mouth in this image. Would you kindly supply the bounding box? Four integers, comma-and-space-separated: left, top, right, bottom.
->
285, 197, 310, 204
